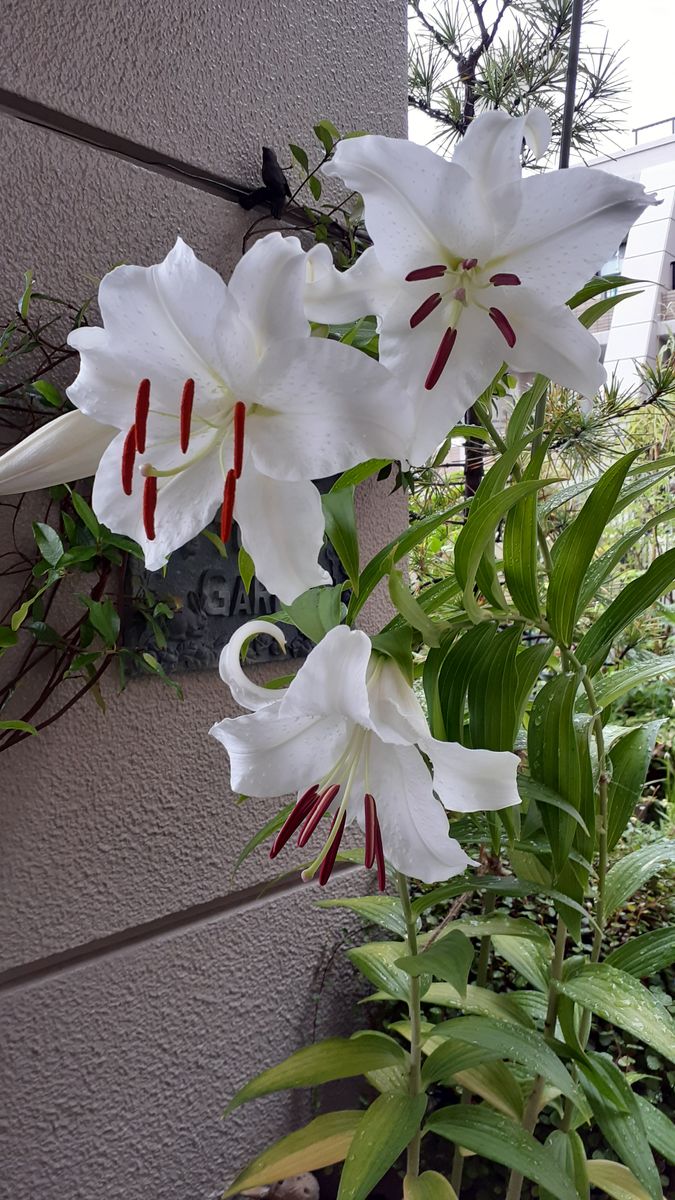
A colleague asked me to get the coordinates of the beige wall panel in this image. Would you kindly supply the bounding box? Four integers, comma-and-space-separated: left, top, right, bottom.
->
0, 0, 407, 177
0, 117, 409, 971
0, 876, 371, 1200
0, 114, 249, 315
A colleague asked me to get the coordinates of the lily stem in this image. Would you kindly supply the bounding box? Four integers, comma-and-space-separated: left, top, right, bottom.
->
450, 889, 497, 1196
397, 873, 425, 1178
504, 917, 568, 1200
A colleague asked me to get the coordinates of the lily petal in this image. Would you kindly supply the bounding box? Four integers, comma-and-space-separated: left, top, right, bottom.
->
0, 410, 115, 495
359, 740, 473, 883
498, 168, 659, 304
234, 468, 331, 604
210, 705, 351, 796
424, 738, 520, 812
451, 107, 552, 237
68, 237, 253, 428
228, 232, 309, 353
366, 656, 430, 745
249, 335, 415, 479
92, 427, 224, 572
497, 286, 606, 398
323, 136, 492, 273
304, 244, 395, 325
218, 620, 289, 711
281, 625, 372, 727
378, 289, 505, 461
453, 107, 551, 187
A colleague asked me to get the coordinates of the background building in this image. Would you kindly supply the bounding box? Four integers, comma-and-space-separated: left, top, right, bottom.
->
588, 123, 675, 386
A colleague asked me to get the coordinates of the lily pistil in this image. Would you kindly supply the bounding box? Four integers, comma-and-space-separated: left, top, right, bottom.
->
404, 260, 522, 390
121, 376, 248, 544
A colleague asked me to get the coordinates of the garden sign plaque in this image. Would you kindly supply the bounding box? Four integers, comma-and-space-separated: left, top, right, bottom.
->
124, 519, 343, 673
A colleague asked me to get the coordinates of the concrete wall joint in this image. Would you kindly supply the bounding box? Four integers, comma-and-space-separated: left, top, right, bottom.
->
0, 864, 363, 993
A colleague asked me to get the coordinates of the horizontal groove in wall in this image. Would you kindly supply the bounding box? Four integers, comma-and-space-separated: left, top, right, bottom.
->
0, 87, 252, 203
0, 862, 362, 994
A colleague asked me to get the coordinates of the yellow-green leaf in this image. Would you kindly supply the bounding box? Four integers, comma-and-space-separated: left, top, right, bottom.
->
404, 1171, 458, 1200
421, 983, 534, 1027
397, 929, 473, 997
426, 1105, 579, 1200
585, 1160, 656, 1200
348, 941, 410, 1000
338, 1093, 427, 1200
453, 1061, 523, 1118
223, 1111, 362, 1195
225, 1032, 406, 1113
556, 963, 675, 1063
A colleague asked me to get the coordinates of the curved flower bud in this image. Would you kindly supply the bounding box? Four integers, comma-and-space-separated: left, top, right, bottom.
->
0, 410, 116, 495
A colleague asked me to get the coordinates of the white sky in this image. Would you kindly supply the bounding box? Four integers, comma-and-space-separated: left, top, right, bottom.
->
408, 0, 675, 154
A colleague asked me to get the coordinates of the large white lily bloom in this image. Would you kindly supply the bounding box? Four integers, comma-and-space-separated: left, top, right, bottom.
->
210, 621, 520, 886
306, 110, 659, 461
0, 234, 414, 604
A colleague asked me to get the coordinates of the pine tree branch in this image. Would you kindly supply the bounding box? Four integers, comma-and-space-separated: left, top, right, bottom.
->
408, 94, 460, 127
409, 0, 462, 62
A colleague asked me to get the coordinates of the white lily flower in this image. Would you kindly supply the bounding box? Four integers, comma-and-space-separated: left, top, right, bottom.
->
306, 109, 659, 461
210, 621, 520, 886
0, 234, 414, 604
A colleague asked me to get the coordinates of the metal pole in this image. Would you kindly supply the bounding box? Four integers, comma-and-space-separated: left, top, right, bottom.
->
558, 0, 585, 168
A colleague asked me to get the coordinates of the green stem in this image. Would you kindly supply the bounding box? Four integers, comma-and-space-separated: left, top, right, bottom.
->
397, 872, 424, 1178
476, 890, 497, 987
450, 889, 497, 1196
505, 918, 567, 1200
450, 1090, 471, 1196
564, 651, 610, 1045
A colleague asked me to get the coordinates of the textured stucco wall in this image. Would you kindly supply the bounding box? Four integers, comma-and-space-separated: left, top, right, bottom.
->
0, 4, 408, 1197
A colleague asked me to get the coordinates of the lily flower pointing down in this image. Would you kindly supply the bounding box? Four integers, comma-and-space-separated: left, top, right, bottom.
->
305, 108, 659, 461
0, 234, 414, 604
210, 621, 520, 886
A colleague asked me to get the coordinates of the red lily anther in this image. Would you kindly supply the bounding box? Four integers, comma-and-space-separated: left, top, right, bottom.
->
296, 785, 340, 848
121, 425, 137, 496
489, 307, 517, 348
318, 813, 347, 886
180, 378, 195, 453
270, 786, 319, 859
425, 327, 457, 390
134, 378, 151, 454
405, 264, 447, 282
374, 820, 386, 891
489, 273, 521, 287
220, 470, 237, 543
364, 793, 377, 868
410, 292, 443, 329
233, 401, 246, 478
142, 474, 158, 540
